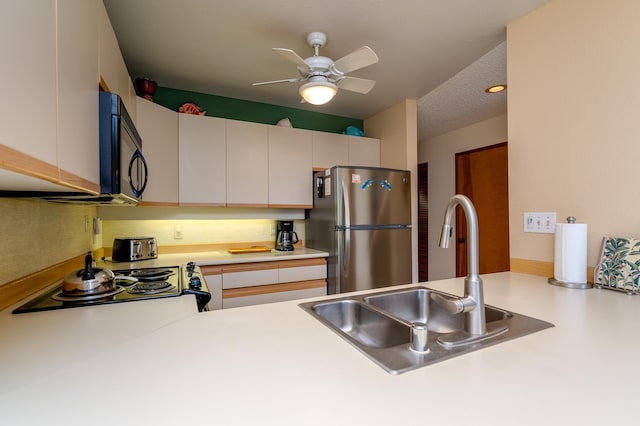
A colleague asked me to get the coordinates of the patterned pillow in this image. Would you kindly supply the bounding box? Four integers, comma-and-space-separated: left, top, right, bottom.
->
594, 237, 640, 293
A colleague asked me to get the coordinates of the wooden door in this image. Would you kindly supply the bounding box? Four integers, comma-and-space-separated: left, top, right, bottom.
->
455, 143, 510, 277
418, 162, 429, 281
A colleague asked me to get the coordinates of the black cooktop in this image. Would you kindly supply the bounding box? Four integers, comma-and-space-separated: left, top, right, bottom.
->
13, 266, 182, 314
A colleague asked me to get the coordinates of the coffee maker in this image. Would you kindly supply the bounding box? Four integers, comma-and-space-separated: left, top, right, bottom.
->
275, 220, 299, 251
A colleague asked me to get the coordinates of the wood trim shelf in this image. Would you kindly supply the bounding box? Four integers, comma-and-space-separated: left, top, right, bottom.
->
277, 258, 326, 269
223, 279, 326, 299
0, 144, 100, 194
178, 202, 227, 208
139, 201, 181, 207
199, 265, 222, 275
58, 169, 100, 194
268, 204, 313, 209
222, 262, 279, 273
225, 203, 270, 208
0, 144, 60, 183
0, 249, 105, 311
510, 258, 594, 280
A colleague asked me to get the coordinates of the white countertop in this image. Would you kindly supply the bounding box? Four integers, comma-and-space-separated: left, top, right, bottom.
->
1, 272, 638, 425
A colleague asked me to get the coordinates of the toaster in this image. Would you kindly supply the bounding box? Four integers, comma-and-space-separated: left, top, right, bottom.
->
112, 237, 157, 262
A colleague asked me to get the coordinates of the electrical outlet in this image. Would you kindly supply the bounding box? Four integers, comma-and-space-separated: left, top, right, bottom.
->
173, 226, 183, 240
524, 212, 556, 233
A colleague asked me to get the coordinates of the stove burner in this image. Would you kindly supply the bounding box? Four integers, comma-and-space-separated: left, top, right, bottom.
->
52, 286, 126, 302
119, 268, 175, 282
127, 281, 175, 295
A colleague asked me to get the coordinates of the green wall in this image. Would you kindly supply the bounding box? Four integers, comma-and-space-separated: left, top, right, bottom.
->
150, 86, 363, 134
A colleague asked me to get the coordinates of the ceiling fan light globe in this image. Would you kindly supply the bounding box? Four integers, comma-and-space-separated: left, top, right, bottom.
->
299, 81, 337, 105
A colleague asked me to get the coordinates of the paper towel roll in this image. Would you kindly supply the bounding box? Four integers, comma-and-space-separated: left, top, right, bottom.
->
554, 223, 588, 283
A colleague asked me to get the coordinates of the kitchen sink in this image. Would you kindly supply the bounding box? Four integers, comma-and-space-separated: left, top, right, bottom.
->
300, 286, 553, 374
312, 300, 409, 348
364, 288, 510, 333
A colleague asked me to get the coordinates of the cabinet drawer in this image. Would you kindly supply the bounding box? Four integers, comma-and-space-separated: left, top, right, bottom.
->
278, 258, 326, 283
278, 264, 326, 283
222, 265, 279, 289
223, 280, 327, 309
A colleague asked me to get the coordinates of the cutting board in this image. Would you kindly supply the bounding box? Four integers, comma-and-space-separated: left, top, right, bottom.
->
228, 246, 272, 254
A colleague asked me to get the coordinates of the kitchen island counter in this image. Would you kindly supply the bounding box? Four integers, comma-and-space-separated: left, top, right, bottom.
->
1, 272, 638, 424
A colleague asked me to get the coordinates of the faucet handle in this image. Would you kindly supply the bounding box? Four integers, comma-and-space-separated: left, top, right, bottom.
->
430, 292, 477, 315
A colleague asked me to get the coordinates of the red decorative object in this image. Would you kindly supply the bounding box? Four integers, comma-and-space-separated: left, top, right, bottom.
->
178, 102, 206, 115
136, 78, 157, 101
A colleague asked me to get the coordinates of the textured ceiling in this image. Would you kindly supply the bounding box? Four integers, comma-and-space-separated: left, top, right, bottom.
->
103, 0, 546, 141
417, 42, 507, 140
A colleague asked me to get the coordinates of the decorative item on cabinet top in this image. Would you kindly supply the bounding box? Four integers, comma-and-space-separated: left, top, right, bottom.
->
136, 78, 158, 101
179, 102, 206, 115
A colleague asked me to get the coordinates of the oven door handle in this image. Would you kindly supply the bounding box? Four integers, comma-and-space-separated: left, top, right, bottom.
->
182, 288, 211, 312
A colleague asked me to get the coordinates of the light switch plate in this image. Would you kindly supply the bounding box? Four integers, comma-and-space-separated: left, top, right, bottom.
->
524, 212, 556, 233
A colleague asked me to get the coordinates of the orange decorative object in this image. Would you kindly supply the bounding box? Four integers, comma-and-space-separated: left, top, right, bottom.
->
178, 102, 206, 115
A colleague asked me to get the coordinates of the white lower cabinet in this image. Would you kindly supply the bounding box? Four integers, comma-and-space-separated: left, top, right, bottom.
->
221, 258, 327, 309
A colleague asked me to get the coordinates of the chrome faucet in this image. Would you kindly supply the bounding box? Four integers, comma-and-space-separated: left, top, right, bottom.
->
433, 194, 507, 347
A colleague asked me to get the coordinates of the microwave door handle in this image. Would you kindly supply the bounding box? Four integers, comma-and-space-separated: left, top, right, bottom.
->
129, 150, 148, 197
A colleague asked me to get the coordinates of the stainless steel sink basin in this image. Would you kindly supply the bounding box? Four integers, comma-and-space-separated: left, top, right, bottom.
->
300, 286, 553, 374
364, 288, 510, 333
312, 300, 409, 348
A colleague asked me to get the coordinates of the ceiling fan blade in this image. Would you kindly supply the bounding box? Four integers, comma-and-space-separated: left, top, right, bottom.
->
337, 76, 376, 94
332, 46, 379, 75
273, 48, 310, 70
252, 78, 301, 86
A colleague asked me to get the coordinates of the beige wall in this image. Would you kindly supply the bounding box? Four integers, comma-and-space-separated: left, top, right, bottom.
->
418, 114, 508, 279
365, 99, 418, 282
0, 198, 100, 286
507, 0, 640, 268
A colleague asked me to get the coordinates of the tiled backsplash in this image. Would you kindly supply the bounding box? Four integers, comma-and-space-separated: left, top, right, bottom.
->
0, 198, 100, 286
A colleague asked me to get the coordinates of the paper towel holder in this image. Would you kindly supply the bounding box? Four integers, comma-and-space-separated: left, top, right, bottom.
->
548, 216, 593, 289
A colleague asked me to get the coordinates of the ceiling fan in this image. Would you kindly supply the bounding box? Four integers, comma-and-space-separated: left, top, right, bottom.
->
253, 32, 379, 105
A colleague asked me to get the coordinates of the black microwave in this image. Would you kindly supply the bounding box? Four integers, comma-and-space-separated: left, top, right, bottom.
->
98, 92, 148, 204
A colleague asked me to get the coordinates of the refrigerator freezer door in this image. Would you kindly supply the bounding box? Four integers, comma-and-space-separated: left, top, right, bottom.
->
336, 227, 412, 293
336, 167, 411, 227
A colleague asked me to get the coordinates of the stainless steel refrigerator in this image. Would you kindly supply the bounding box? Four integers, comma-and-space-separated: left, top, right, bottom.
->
306, 166, 412, 294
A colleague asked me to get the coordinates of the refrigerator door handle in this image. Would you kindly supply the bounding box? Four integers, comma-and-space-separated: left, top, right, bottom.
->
342, 179, 351, 277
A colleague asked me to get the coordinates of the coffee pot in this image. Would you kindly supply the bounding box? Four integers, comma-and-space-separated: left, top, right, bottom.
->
275, 220, 299, 251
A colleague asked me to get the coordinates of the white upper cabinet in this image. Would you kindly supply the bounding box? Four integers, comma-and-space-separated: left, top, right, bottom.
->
137, 97, 179, 205
178, 114, 226, 206
347, 136, 380, 167
312, 131, 380, 169
0, 0, 58, 168
311, 131, 349, 170
98, 1, 134, 116
57, 0, 100, 189
226, 120, 269, 207
268, 126, 313, 208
